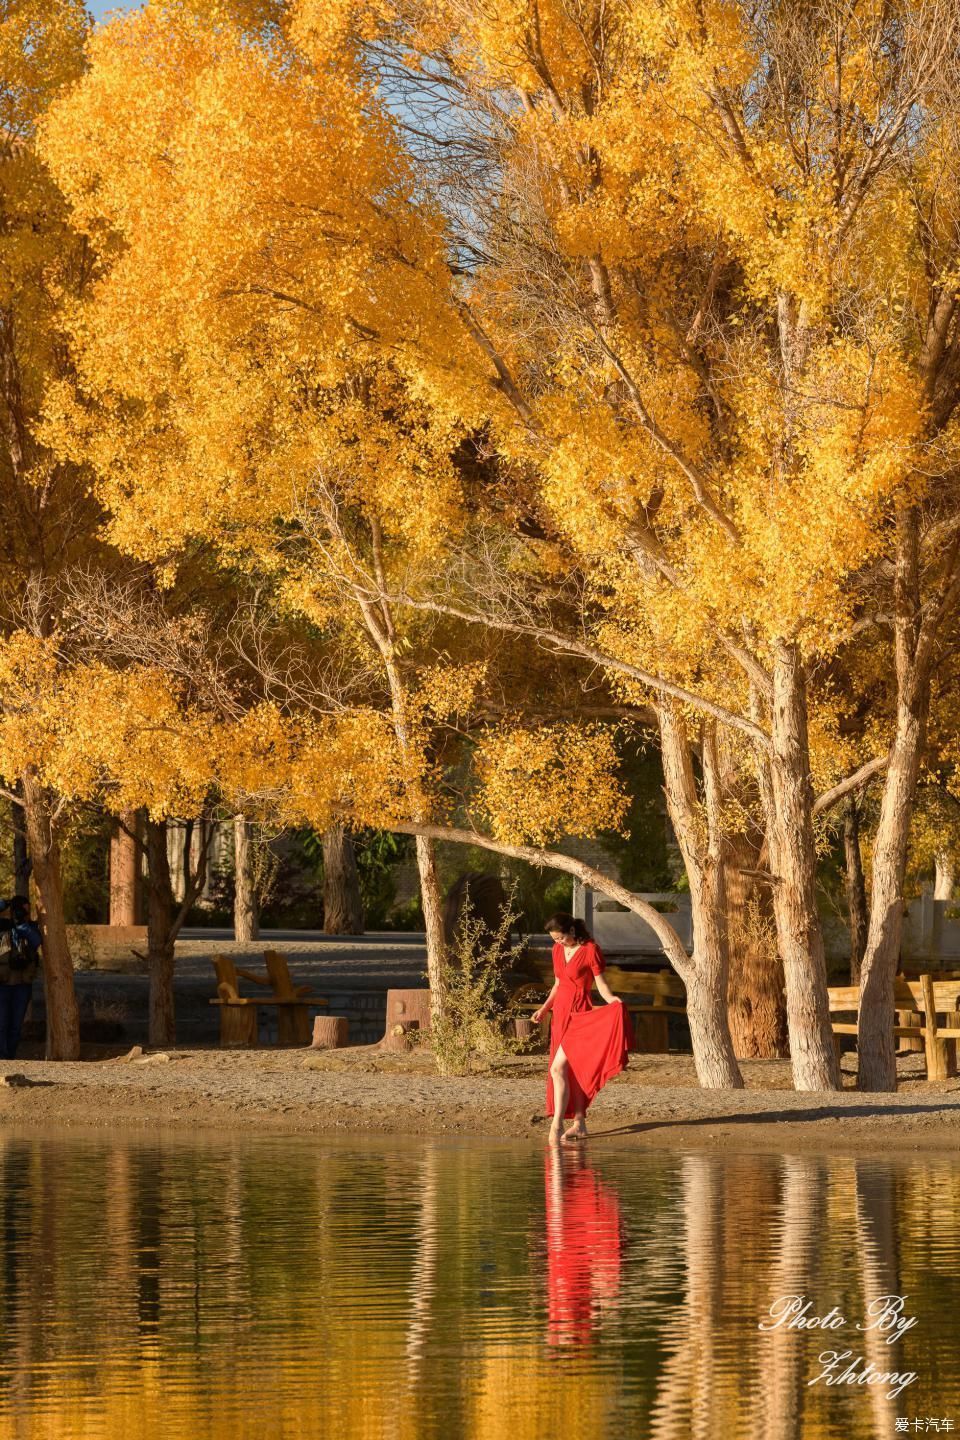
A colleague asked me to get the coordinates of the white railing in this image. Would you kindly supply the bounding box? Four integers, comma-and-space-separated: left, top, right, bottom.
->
573, 880, 693, 954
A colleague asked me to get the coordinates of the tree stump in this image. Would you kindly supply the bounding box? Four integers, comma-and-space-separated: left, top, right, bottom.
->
513, 1017, 545, 1053
381, 1020, 419, 1053
311, 1015, 349, 1049
379, 989, 432, 1049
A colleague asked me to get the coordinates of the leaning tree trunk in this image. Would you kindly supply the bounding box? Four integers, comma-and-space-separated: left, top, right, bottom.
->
321, 825, 363, 935
233, 814, 259, 943
355, 564, 449, 1023
20, 770, 79, 1059
145, 818, 177, 1048
843, 797, 869, 985
934, 851, 955, 901
766, 644, 840, 1091
725, 827, 788, 1059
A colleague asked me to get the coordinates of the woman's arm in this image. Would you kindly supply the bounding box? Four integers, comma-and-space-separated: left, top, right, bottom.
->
593, 973, 621, 1005
531, 980, 559, 1024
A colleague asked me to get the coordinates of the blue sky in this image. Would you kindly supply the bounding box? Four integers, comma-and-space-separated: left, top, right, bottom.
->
88, 0, 138, 21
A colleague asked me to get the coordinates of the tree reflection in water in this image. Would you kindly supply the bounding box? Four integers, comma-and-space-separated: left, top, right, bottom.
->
0, 1133, 957, 1440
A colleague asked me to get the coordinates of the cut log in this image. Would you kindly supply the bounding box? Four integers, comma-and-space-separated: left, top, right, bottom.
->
311, 1015, 349, 1049
379, 989, 432, 1050
381, 1021, 418, 1053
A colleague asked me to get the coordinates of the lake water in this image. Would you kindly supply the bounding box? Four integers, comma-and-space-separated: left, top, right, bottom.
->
0, 1130, 956, 1439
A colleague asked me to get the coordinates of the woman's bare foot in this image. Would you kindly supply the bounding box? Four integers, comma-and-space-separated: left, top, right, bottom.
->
561, 1120, 588, 1144
548, 1122, 564, 1145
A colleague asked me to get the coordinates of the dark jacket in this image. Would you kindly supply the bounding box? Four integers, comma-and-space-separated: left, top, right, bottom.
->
0, 916, 41, 986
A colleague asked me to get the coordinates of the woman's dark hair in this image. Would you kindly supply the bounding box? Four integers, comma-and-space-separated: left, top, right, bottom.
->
543, 912, 591, 942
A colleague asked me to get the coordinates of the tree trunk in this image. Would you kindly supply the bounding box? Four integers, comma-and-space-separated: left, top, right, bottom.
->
233, 814, 259, 943
11, 794, 29, 899
858, 504, 933, 1093
416, 835, 448, 1022
934, 851, 955, 901
685, 928, 745, 1089
321, 825, 363, 935
725, 828, 788, 1059
658, 706, 744, 1088
145, 818, 177, 1048
844, 797, 869, 985
854, 1161, 900, 1438
766, 644, 840, 1091
109, 810, 142, 926
759, 1155, 827, 1440
857, 699, 927, 1091
354, 551, 448, 1022
20, 770, 79, 1060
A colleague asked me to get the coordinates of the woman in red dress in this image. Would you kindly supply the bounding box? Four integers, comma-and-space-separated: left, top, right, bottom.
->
531, 912, 634, 1144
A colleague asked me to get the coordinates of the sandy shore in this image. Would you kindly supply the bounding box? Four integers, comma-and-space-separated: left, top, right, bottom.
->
1, 1045, 959, 1153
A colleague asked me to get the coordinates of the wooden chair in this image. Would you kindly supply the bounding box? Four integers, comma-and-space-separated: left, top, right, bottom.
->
829, 975, 960, 1080
263, 950, 319, 1046
210, 954, 326, 1048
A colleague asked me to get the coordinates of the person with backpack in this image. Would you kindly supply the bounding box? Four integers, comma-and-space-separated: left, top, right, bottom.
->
0, 895, 42, 1060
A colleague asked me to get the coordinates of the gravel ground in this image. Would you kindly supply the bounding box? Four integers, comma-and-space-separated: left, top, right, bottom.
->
9, 933, 959, 1153
2, 1046, 959, 1154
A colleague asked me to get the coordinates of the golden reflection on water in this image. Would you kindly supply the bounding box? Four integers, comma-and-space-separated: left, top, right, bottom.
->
0, 1132, 957, 1440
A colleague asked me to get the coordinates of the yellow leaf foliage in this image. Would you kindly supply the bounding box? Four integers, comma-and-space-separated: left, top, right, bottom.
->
475, 724, 628, 847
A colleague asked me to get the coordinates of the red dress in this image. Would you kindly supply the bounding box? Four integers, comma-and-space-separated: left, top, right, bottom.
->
545, 940, 634, 1118
545, 1153, 623, 1345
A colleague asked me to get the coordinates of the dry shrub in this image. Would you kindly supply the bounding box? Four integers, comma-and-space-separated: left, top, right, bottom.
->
430, 881, 529, 1076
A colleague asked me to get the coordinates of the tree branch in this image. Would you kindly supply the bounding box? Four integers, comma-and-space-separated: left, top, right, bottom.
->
389, 819, 691, 976
390, 589, 771, 748
812, 755, 888, 818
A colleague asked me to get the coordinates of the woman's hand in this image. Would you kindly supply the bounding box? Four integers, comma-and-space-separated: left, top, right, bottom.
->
531, 1007, 546, 1025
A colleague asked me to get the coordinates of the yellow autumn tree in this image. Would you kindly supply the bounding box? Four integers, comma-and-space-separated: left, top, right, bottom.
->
42, 0, 960, 1094
39, 0, 668, 1050
0, 0, 106, 1058
292, 0, 960, 1092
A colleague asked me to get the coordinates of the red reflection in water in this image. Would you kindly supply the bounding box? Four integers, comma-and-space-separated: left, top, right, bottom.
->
544, 1148, 623, 1346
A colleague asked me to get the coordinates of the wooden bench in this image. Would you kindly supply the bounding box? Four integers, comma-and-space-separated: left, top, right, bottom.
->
510, 958, 688, 1054
604, 966, 688, 1053
829, 975, 960, 1080
210, 952, 326, 1048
